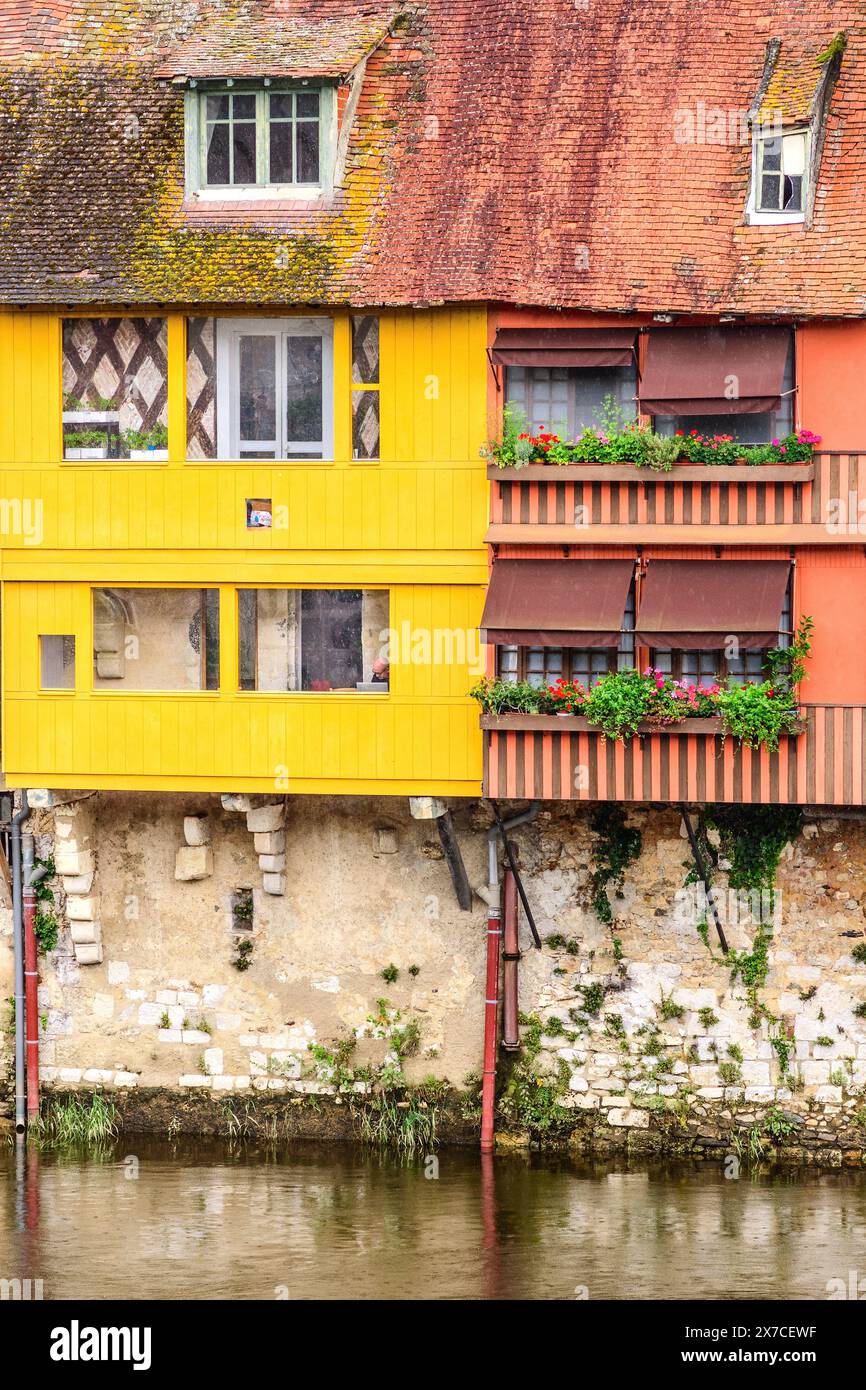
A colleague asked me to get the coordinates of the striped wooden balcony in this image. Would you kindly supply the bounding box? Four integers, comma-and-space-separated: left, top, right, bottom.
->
481, 705, 865, 806
486, 453, 863, 545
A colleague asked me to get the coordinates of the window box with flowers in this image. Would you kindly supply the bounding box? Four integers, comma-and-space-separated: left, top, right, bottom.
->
484, 403, 820, 480
471, 619, 812, 752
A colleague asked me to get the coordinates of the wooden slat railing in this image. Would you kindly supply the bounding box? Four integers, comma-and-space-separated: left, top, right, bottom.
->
487, 453, 863, 539
481, 705, 865, 806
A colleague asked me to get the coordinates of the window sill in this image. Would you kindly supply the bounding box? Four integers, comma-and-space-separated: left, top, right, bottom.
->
487, 462, 815, 484
745, 211, 806, 226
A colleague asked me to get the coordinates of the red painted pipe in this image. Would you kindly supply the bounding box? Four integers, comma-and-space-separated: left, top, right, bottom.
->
480, 900, 502, 1154
501, 869, 520, 1051
23, 885, 39, 1122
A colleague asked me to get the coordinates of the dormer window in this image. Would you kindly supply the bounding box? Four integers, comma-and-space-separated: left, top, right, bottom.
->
755, 128, 808, 216
185, 82, 336, 200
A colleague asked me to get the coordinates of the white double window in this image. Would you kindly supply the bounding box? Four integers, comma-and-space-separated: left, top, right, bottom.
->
215, 318, 334, 461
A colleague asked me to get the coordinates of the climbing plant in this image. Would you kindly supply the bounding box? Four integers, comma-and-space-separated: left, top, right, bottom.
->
588, 806, 642, 924
34, 856, 59, 953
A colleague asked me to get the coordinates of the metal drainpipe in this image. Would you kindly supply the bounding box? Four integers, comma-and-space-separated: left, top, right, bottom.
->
479, 803, 539, 1153
23, 836, 48, 1125
11, 791, 30, 1138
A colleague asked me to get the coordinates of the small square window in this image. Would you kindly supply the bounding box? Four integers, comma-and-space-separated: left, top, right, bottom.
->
40, 635, 75, 690
246, 498, 272, 528
753, 128, 808, 219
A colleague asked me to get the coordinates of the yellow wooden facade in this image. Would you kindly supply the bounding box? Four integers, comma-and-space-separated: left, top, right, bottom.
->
0, 307, 490, 795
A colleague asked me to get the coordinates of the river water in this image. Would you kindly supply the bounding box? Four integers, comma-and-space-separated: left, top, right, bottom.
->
2, 1140, 865, 1300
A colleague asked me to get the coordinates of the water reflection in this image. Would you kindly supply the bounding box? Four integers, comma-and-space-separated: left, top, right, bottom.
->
2, 1141, 865, 1300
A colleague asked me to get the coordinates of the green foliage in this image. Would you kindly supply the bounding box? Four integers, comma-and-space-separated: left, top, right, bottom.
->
497, 1013, 571, 1138
35, 1094, 118, 1148
854, 1003, 866, 1020
697, 1007, 719, 1029
545, 933, 581, 956
718, 1062, 742, 1085
232, 937, 254, 971
121, 422, 168, 452
33, 857, 59, 953
64, 430, 108, 450
727, 1043, 744, 1064
658, 992, 686, 1022
852, 943, 866, 965
380, 963, 399, 984
589, 805, 641, 923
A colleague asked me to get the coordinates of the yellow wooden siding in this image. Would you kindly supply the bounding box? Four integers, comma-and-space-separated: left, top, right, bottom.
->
3, 581, 487, 794
0, 306, 487, 472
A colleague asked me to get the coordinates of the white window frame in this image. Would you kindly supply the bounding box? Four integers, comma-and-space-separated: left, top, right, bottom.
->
184, 82, 337, 202
746, 125, 809, 226
215, 317, 334, 462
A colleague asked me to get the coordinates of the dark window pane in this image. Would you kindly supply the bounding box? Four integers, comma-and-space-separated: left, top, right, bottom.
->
269, 122, 293, 183
238, 590, 258, 691
301, 590, 362, 690
285, 337, 323, 443
783, 175, 802, 211
297, 119, 320, 183
232, 93, 256, 120
269, 93, 294, 120
761, 138, 782, 171
205, 123, 230, 184
760, 173, 781, 210
296, 92, 320, 118
206, 94, 229, 120
232, 122, 256, 184
204, 590, 220, 691
239, 336, 276, 443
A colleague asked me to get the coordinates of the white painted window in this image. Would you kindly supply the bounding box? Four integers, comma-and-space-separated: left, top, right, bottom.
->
215, 318, 334, 461
748, 127, 809, 224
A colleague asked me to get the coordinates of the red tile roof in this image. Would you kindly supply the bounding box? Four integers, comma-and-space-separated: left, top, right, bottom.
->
0, 0, 863, 315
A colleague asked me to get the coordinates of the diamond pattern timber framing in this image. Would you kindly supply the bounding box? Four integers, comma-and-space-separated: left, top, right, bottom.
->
351, 315, 380, 460
186, 317, 217, 460
62, 318, 168, 431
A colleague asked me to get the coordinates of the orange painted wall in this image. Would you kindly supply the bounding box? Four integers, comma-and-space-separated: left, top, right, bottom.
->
797, 553, 866, 704
796, 322, 866, 450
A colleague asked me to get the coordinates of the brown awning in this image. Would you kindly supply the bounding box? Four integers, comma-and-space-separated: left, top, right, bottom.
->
635, 560, 791, 650
639, 326, 791, 416
491, 328, 637, 369
481, 559, 635, 648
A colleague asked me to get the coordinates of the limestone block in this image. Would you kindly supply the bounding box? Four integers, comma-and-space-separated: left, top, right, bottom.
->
175, 845, 213, 881
216, 1012, 243, 1031
39, 1067, 58, 1082
801, 1060, 831, 1085
568, 1074, 589, 1091
113, 1072, 138, 1087
607, 1108, 649, 1128
221, 793, 253, 812
158, 1029, 183, 1043
70, 921, 100, 946
253, 830, 285, 855
696, 1087, 725, 1099
62, 871, 95, 895
177, 991, 200, 1008
814, 1085, 844, 1104
204, 1047, 224, 1075
107, 961, 129, 985
212, 1075, 234, 1091
27, 789, 54, 808
82, 1069, 113, 1084
262, 872, 286, 896
74, 937, 102, 963
741, 1061, 771, 1086
744, 1087, 776, 1102
138, 1002, 164, 1026
794, 1017, 826, 1042
202, 984, 227, 1007
374, 827, 398, 854
258, 853, 286, 873
233, 1076, 251, 1089
59, 1068, 82, 1083
167, 1006, 184, 1029
184, 816, 211, 846
54, 817, 80, 841
92, 993, 114, 1020
155, 989, 178, 1005
182, 1030, 212, 1045
571, 1093, 600, 1109
238, 1034, 259, 1048
55, 848, 94, 878
179, 1075, 211, 1088
66, 895, 98, 921
246, 803, 285, 833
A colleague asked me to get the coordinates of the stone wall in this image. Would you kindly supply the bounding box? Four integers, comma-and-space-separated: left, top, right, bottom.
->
2, 793, 866, 1158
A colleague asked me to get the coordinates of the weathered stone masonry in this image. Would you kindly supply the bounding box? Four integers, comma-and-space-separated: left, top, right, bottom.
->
3, 794, 866, 1157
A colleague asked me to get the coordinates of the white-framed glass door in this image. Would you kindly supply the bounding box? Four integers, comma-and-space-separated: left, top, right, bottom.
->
216, 318, 334, 460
